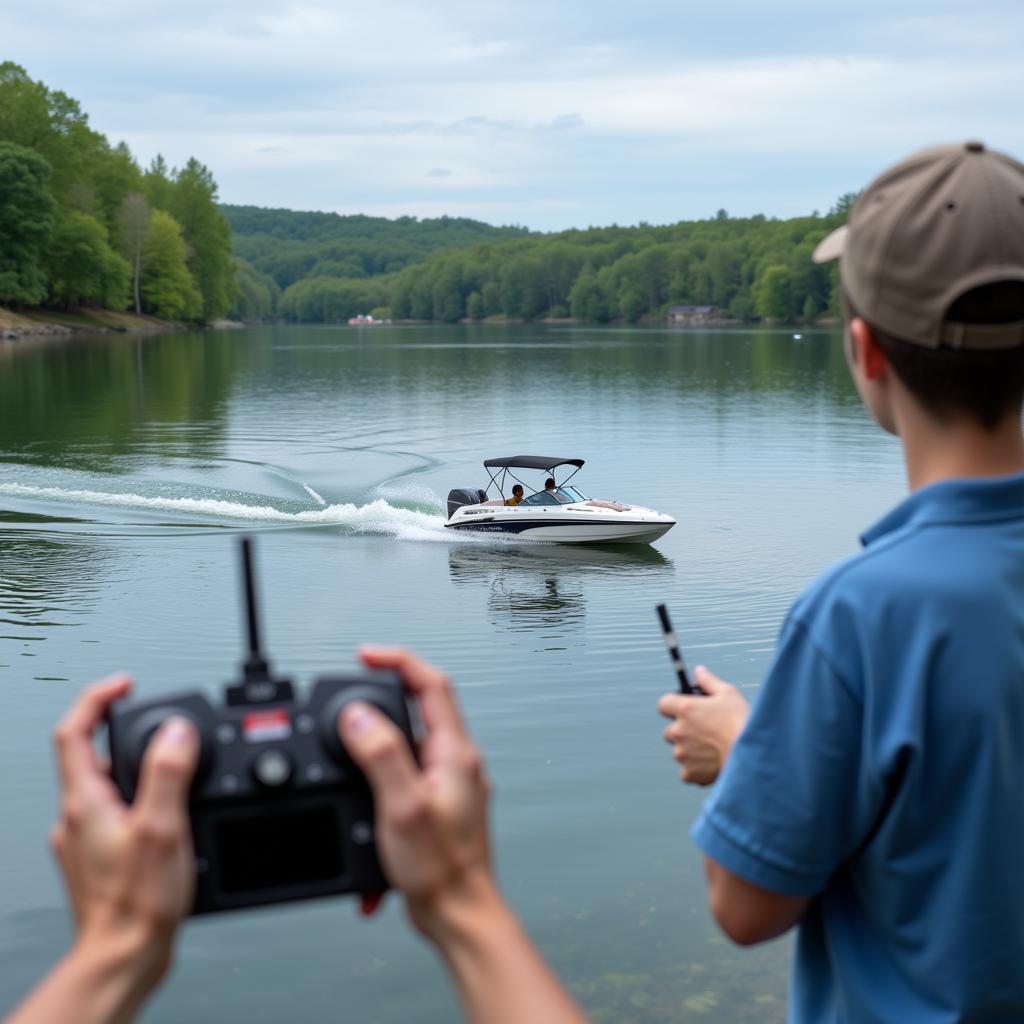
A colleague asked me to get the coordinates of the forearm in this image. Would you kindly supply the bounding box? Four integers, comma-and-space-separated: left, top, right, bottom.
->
5, 928, 170, 1024
704, 857, 809, 946
424, 877, 590, 1024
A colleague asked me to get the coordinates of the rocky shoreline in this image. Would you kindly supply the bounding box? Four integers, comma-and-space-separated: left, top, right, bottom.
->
0, 308, 192, 340
0, 320, 73, 340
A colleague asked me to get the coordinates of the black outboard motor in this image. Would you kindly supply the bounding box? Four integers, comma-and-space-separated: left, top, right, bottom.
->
447, 488, 488, 519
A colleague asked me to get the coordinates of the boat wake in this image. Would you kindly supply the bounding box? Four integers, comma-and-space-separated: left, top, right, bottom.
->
0, 481, 470, 543
372, 480, 444, 512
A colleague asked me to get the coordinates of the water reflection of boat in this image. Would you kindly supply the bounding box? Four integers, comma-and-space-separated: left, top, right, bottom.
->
489, 573, 585, 630
448, 542, 671, 577
448, 543, 671, 635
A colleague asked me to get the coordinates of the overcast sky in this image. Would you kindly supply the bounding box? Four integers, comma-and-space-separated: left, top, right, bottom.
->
5, 0, 1023, 230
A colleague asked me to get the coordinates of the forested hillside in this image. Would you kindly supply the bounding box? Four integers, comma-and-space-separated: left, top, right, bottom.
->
273, 205, 851, 325
389, 209, 851, 324
0, 63, 234, 321
222, 204, 531, 320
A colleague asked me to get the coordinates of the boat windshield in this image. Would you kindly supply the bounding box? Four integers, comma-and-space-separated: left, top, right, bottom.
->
558, 485, 588, 502
519, 491, 559, 507
519, 485, 588, 507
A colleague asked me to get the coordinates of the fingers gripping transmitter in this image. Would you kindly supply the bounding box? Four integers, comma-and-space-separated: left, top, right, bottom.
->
106, 538, 417, 915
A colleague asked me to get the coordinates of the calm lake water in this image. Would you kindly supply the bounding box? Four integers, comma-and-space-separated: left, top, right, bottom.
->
0, 324, 906, 1022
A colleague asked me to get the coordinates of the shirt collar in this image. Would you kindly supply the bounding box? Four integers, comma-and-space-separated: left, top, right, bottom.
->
861, 471, 1024, 547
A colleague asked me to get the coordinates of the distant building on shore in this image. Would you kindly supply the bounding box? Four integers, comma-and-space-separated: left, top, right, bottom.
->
667, 304, 716, 325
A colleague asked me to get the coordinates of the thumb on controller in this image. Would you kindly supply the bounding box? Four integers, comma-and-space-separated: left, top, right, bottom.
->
693, 665, 729, 696
134, 717, 199, 825
340, 701, 421, 814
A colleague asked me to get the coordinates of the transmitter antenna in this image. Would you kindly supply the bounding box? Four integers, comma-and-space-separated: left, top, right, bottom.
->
226, 536, 294, 706
655, 603, 696, 695
241, 536, 269, 681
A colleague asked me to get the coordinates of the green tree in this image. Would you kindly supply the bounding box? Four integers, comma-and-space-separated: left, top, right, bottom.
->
788, 239, 830, 317
0, 62, 105, 202
116, 193, 150, 313
432, 260, 465, 322
170, 158, 236, 319
140, 209, 202, 319
481, 280, 501, 316
830, 192, 859, 218
728, 292, 755, 320
46, 211, 131, 309
409, 276, 433, 320
569, 268, 609, 322
753, 264, 793, 320
706, 242, 742, 307
466, 290, 484, 320
231, 258, 278, 321
618, 283, 646, 323
0, 141, 56, 305
500, 255, 546, 319
691, 260, 714, 305
91, 142, 143, 230
143, 155, 174, 210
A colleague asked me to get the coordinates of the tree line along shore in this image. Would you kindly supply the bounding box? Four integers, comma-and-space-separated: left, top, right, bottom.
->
1, 63, 850, 335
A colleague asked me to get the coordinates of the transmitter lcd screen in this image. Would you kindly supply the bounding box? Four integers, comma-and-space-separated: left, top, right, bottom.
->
214, 805, 344, 894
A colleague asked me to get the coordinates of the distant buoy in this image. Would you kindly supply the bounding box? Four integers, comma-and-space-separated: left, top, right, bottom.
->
792, 333, 803, 340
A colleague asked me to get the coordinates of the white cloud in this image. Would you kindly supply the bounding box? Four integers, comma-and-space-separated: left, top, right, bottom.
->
3, 0, 1023, 228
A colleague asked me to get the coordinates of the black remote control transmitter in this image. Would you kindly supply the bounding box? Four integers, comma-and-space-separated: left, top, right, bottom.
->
108, 537, 415, 915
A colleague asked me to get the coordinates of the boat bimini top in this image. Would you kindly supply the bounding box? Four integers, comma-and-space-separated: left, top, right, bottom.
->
482, 455, 585, 497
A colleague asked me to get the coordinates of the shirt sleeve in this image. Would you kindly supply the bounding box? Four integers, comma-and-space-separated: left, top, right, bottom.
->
691, 615, 876, 897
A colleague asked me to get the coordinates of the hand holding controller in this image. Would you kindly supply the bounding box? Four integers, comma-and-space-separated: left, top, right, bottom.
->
339, 646, 494, 935
657, 665, 750, 787
106, 538, 417, 915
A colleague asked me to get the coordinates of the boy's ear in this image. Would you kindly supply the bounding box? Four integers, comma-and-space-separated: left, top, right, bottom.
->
850, 318, 888, 381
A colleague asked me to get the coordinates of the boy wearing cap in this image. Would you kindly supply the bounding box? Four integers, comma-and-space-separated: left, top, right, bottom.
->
659, 141, 1024, 1023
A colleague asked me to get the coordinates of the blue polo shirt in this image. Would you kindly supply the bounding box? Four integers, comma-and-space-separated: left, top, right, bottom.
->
692, 473, 1024, 1024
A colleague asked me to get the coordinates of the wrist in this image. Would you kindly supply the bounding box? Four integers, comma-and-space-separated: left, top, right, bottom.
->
716, 705, 749, 764
408, 867, 509, 949
68, 921, 175, 1016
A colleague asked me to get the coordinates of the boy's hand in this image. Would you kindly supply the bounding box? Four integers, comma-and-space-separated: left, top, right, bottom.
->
51, 676, 199, 980
657, 666, 750, 786
340, 648, 495, 939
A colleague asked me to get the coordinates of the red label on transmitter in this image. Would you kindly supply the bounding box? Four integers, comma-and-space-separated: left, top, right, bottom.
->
242, 709, 292, 743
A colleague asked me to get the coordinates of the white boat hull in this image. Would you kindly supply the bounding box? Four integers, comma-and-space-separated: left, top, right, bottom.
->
444, 504, 675, 545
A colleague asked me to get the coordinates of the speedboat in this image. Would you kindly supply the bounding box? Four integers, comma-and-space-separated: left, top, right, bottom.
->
445, 456, 675, 545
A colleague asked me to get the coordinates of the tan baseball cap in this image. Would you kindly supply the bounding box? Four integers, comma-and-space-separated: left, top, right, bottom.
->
813, 141, 1024, 349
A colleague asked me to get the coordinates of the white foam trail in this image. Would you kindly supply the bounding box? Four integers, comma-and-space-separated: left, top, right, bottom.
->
302, 484, 327, 506
373, 481, 444, 510
0, 482, 467, 541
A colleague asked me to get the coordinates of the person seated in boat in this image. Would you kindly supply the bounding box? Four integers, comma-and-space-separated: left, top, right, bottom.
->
544, 478, 557, 494
504, 484, 525, 506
